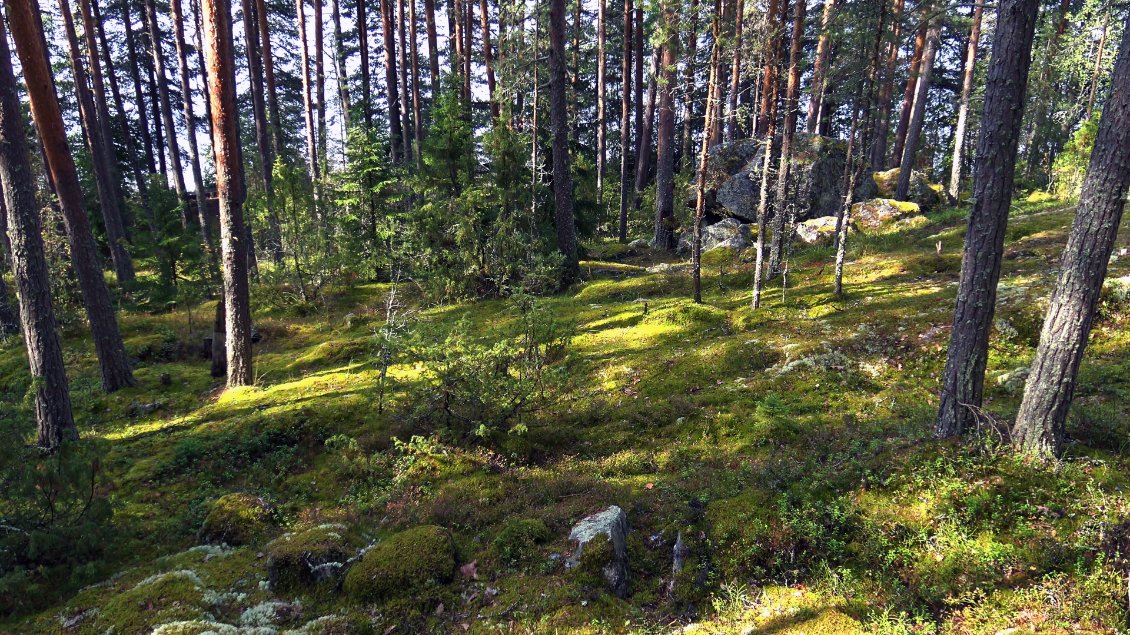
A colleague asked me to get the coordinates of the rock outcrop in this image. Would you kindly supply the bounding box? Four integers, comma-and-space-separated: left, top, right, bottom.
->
566, 505, 629, 598
872, 167, 944, 210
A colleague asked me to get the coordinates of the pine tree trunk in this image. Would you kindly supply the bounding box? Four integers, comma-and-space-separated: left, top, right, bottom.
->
145, 0, 188, 211
409, 0, 424, 156
242, 0, 282, 261
890, 20, 925, 168
895, 20, 939, 201
549, 0, 578, 280
452, 0, 464, 90
633, 6, 643, 161
380, 0, 404, 161
169, 0, 212, 248
693, 0, 723, 303
331, 0, 351, 132
767, 0, 806, 278
948, 1, 983, 202
423, 0, 440, 94
618, 0, 632, 242
60, 0, 135, 284
1085, 11, 1110, 120
397, 0, 412, 159
678, 0, 698, 167
298, 0, 322, 178
358, 0, 373, 128
0, 16, 76, 449
7, 0, 135, 392
724, 0, 744, 142
1022, 0, 1072, 182
634, 47, 658, 210
1013, 19, 1130, 457
481, 0, 499, 123
936, 0, 1040, 438
653, 0, 679, 250
314, 0, 327, 172
595, 0, 606, 195
464, 0, 474, 103
870, 0, 903, 169
756, 0, 782, 136
189, 0, 214, 137
201, 0, 254, 388
122, 0, 157, 175
805, 0, 837, 134
145, 39, 168, 178
835, 91, 865, 296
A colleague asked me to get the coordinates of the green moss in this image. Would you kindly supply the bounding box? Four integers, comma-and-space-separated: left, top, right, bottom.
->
95, 571, 209, 634
490, 518, 551, 567
197, 494, 274, 546
343, 525, 456, 602
265, 524, 354, 592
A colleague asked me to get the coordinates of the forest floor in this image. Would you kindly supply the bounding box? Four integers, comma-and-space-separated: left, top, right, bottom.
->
4, 194, 1130, 634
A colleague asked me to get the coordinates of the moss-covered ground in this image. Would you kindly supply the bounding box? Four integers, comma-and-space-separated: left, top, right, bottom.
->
2, 194, 1130, 634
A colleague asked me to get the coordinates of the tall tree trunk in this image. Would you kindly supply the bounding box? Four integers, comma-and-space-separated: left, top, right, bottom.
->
169, 0, 211, 248
653, 0, 679, 250
464, 0, 474, 103
481, 0, 499, 122
724, 0, 744, 142
201, 0, 254, 387
7, 0, 135, 392
357, 0, 372, 128
895, 19, 940, 201
693, 0, 723, 303
595, 0, 606, 195
452, 0, 464, 91
297, 0, 322, 178
756, 0, 782, 136
1013, 16, 1130, 457
870, 0, 904, 168
1085, 11, 1110, 120
397, 0, 412, 159
805, 0, 837, 134
948, 1, 983, 202
679, 0, 699, 168
314, 0, 327, 172
122, 1, 157, 174
243, 0, 282, 261
1022, 0, 1072, 182
409, 0, 424, 156
380, 0, 404, 161
618, 0, 632, 242
834, 89, 865, 296
145, 36, 168, 178
549, 0, 578, 280
936, 0, 1040, 438
424, 0, 440, 95
331, 0, 351, 132
767, 0, 805, 278
91, 0, 153, 227
633, 6, 643, 162
890, 20, 925, 168
634, 46, 658, 210
59, 0, 135, 284
189, 0, 214, 137
145, 0, 189, 212
0, 15, 75, 449
752, 14, 784, 308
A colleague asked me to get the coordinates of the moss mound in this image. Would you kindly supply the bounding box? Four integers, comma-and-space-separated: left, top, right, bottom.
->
343, 525, 456, 601
265, 524, 353, 592
490, 518, 551, 566
198, 493, 274, 546
95, 571, 209, 634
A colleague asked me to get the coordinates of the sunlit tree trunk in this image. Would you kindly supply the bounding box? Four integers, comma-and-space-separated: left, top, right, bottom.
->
397, 0, 412, 159
679, 0, 698, 167
314, 0, 327, 172
724, 0, 744, 142
424, 0, 440, 95
634, 46, 658, 210
805, 0, 837, 134
297, 0, 322, 180
890, 20, 925, 168
870, 0, 903, 169
169, 0, 212, 248
380, 0, 404, 161
756, 0, 782, 136
145, 0, 188, 212
409, 0, 424, 156
653, 0, 679, 250
937, 0, 1040, 438
596, 0, 606, 193
243, 0, 282, 261
693, 0, 723, 303
201, 0, 254, 388
767, 0, 805, 278
618, 0, 632, 242
122, 0, 157, 174
895, 19, 939, 201
948, 1, 983, 202
7, 0, 135, 392
331, 0, 351, 133
358, 0, 373, 128
0, 15, 75, 449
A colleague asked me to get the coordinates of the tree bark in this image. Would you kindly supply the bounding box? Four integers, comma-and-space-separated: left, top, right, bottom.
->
464, 0, 474, 103
0, 14, 76, 449
122, 0, 157, 174
1085, 11, 1110, 120
693, 0, 723, 303
482, 0, 499, 123
634, 47, 659, 210
358, 0, 373, 128
595, 0, 606, 196
890, 20, 925, 168
424, 0, 440, 95
243, 0, 282, 261
633, 6, 643, 163
653, 0, 679, 251
549, 0, 578, 280
948, 1, 983, 202
7, 0, 135, 392
679, 0, 698, 166
936, 0, 1040, 438
145, 0, 188, 211
60, 0, 135, 284
409, 0, 424, 156
895, 19, 940, 201
314, 0, 327, 171
380, 0, 404, 161
618, 0, 632, 242
805, 0, 837, 134
331, 0, 351, 133
189, 0, 214, 137
767, 0, 805, 278
201, 0, 254, 388
724, 0, 744, 141
169, 0, 212, 248
297, 0, 322, 179
870, 0, 904, 168
756, 0, 782, 136
397, 0, 412, 158
1013, 18, 1130, 458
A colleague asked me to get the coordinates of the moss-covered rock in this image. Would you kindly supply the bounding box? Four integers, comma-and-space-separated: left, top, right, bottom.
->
490, 518, 551, 567
95, 570, 210, 634
265, 524, 354, 592
343, 525, 456, 602
198, 493, 274, 546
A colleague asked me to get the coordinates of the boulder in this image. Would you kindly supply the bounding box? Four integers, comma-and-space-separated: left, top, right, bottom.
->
343, 525, 456, 601
198, 493, 274, 546
566, 505, 629, 598
795, 216, 843, 245
677, 218, 753, 255
850, 198, 920, 230
872, 167, 944, 210
627, 238, 650, 251
266, 524, 354, 591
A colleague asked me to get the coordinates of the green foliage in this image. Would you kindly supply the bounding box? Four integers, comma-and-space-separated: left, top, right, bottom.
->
1051, 111, 1100, 197
490, 518, 551, 567
197, 494, 275, 546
